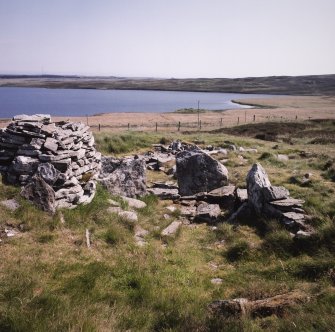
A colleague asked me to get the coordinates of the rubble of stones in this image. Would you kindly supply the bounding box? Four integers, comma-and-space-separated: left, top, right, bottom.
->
137, 140, 314, 238
0, 115, 314, 239
0, 114, 101, 213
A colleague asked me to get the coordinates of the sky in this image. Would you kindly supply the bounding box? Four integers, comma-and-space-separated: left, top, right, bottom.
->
0, 0, 334, 78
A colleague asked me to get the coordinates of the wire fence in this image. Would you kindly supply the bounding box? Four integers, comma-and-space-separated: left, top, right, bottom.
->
89, 113, 313, 133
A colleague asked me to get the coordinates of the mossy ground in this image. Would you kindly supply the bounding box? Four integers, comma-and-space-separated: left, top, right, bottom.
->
0, 120, 335, 331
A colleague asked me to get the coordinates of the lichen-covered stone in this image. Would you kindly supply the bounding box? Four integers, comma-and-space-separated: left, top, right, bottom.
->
176, 150, 229, 196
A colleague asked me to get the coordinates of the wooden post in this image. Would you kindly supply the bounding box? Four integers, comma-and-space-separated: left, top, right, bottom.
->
128, 123, 130, 130
85, 229, 91, 249
245, 110, 247, 123
98, 123, 101, 131
295, 115, 298, 120
197, 100, 200, 126
178, 121, 181, 131
253, 114, 255, 122
200, 120, 202, 129
156, 122, 158, 132
220, 118, 223, 127
86, 115, 89, 126
238, 117, 239, 124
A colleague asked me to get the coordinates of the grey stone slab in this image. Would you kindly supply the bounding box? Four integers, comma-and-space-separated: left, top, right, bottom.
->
194, 203, 221, 223
161, 221, 182, 237
13, 114, 51, 122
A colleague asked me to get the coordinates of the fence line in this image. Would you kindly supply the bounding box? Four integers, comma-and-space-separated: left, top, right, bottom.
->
90, 114, 314, 132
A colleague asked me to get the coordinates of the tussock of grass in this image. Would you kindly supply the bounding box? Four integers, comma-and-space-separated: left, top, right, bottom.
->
95, 132, 162, 155
225, 240, 250, 262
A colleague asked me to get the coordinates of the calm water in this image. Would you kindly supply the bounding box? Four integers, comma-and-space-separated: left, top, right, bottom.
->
0, 87, 273, 118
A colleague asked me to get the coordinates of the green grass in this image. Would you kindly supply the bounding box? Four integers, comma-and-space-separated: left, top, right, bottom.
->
1, 121, 335, 331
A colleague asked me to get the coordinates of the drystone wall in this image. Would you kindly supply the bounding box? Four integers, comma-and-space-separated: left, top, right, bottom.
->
0, 114, 101, 212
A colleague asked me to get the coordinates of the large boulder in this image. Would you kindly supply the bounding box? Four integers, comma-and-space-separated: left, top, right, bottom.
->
176, 150, 229, 196
98, 156, 147, 197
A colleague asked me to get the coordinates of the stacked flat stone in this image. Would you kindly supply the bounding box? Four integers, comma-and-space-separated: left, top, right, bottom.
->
0, 114, 101, 211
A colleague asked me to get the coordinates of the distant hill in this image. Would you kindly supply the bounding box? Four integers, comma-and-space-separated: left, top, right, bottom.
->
0, 74, 334, 95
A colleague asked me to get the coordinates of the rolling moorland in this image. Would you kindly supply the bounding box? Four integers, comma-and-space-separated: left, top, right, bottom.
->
1, 74, 335, 96
0, 118, 335, 331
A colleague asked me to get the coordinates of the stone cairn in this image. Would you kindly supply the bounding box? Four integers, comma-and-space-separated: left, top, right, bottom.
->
0, 114, 101, 213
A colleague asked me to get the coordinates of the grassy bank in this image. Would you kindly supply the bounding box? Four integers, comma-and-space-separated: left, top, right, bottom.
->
0, 120, 335, 331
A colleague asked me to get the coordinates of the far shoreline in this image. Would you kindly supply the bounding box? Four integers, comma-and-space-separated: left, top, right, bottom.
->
0, 95, 334, 132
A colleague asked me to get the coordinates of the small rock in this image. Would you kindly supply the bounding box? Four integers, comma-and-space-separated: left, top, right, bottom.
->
262, 186, 290, 202
206, 185, 236, 208
107, 206, 123, 214
108, 199, 120, 207
295, 230, 313, 239
194, 203, 221, 223
134, 225, 149, 246
236, 188, 248, 203
180, 205, 197, 218
147, 187, 180, 200
59, 211, 65, 224
5, 228, 18, 237
166, 205, 177, 213
161, 221, 182, 237
118, 211, 138, 222
37, 163, 60, 185
211, 278, 223, 285
0, 199, 20, 211
277, 154, 289, 162
121, 196, 147, 209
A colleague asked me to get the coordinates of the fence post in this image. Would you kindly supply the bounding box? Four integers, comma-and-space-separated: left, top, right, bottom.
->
295, 115, 298, 120
86, 115, 89, 126
156, 122, 158, 132
220, 118, 223, 127
128, 123, 130, 131
253, 114, 255, 122
200, 120, 202, 130
178, 121, 180, 131
98, 123, 101, 131
238, 117, 239, 124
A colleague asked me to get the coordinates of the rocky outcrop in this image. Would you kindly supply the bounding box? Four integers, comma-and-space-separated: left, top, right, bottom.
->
176, 150, 229, 196
98, 156, 146, 197
0, 114, 101, 212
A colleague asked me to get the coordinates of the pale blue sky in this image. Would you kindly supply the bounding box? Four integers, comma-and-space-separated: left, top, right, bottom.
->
0, 0, 334, 78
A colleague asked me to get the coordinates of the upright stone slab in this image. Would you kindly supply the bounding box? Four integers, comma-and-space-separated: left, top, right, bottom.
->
246, 163, 271, 215
21, 176, 56, 213
98, 157, 147, 197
